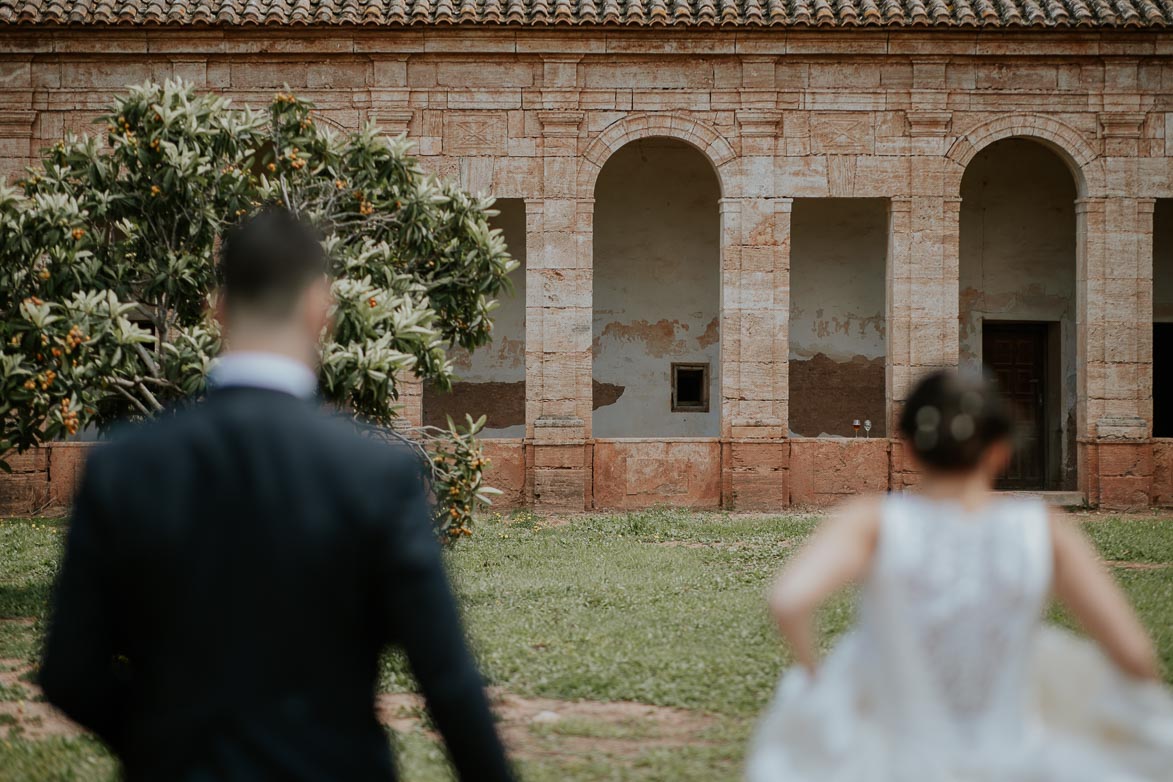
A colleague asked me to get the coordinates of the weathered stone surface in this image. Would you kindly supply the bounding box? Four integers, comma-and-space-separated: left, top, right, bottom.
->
789, 439, 890, 507
1153, 441, 1173, 508
0, 472, 50, 515
0, 28, 1169, 510
481, 439, 526, 510
46, 442, 90, 509
533, 466, 586, 512
593, 440, 721, 510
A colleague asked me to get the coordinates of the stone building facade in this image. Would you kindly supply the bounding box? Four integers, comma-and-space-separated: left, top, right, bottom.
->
2, 1, 1173, 512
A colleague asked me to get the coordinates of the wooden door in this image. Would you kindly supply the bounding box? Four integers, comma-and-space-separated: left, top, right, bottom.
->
983, 323, 1047, 489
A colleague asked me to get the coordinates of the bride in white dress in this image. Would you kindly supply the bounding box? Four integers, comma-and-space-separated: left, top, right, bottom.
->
748, 370, 1173, 782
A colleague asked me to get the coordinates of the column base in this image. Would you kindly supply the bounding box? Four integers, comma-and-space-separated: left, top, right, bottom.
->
722, 438, 789, 510
530, 417, 587, 512
1084, 423, 1153, 510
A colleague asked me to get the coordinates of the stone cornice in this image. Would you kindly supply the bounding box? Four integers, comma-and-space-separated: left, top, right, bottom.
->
0, 28, 1170, 58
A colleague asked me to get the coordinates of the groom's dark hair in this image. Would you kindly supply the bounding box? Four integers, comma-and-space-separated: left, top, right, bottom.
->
218, 206, 328, 319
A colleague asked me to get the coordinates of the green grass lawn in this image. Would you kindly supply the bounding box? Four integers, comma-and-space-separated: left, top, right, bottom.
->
2, 510, 1172, 781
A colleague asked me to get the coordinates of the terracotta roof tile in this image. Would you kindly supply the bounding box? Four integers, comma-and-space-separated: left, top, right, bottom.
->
0, 0, 1168, 25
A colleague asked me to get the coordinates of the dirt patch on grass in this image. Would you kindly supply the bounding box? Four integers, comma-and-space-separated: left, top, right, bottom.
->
378, 688, 717, 761
0, 662, 717, 763
0, 617, 36, 627
0, 659, 79, 741
648, 539, 795, 552
1105, 560, 1173, 571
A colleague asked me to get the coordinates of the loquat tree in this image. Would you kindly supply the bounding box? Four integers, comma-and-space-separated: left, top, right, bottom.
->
0, 80, 515, 541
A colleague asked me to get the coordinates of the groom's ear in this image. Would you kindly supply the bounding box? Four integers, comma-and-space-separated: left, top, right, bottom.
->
302, 276, 334, 340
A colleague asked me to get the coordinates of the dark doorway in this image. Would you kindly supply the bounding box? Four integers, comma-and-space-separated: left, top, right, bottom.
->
983, 323, 1048, 489
1155, 324, 1173, 438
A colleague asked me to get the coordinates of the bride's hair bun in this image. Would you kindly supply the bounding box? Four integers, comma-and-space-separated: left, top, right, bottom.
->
897, 370, 1013, 472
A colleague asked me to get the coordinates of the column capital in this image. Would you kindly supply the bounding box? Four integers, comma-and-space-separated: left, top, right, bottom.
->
371, 109, 414, 137
1097, 112, 1145, 140
1074, 196, 1107, 214
0, 111, 35, 139
735, 110, 783, 137
536, 110, 585, 137
905, 110, 953, 137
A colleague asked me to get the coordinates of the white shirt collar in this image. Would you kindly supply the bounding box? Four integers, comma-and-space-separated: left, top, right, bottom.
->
207, 351, 318, 399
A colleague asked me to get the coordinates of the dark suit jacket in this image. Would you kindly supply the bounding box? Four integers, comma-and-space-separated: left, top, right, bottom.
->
40, 386, 515, 782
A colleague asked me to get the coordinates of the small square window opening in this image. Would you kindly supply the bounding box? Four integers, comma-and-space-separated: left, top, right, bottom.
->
672, 363, 710, 413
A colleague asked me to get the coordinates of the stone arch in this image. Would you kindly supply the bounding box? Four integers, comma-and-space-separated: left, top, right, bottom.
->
945, 114, 1102, 198
577, 113, 735, 200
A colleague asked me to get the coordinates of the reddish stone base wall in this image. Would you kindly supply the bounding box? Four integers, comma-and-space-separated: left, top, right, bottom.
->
788, 439, 890, 507
593, 440, 722, 510
1082, 440, 1157, 511
0, 443, 89, 516
8, 438, 1173, 517
1153, 440, 1173, 508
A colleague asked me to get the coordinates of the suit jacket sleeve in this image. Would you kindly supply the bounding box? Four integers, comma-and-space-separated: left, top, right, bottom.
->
40, 452, 130, 753
379, 452, 516, 782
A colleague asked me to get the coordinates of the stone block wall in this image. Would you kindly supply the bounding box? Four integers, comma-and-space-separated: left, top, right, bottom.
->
789, 439, 891, 507
1, 28, 1172, 512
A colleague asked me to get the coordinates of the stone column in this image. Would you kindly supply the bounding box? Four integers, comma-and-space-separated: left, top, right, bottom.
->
719, 194, 791, 509
526, 110, 590, 512
1078, 196, 1154, 508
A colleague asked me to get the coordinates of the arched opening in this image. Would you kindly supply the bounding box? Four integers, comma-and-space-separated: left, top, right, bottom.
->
960, 138, 1078, 490
592, 138, 721, 438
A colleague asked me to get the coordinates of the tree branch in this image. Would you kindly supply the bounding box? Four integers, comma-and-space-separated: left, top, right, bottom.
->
112, 383, 152, 417
132, 341, 160, 379
135, 380, 164, 412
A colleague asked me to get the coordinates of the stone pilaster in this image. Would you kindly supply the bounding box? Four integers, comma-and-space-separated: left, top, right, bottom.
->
1078, 196, 1154, 509
720, 194, 790, 509
527, 110, 590, 511
0, 111, 35, 183
886, 195, 960, 431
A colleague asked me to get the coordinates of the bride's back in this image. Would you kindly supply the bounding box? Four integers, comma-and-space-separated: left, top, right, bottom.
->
858, 494, 1052, 754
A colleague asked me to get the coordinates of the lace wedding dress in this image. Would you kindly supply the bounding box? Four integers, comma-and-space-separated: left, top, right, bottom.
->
747, 495, 1173, 782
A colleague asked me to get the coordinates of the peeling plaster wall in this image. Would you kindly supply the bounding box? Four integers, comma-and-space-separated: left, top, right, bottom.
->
788, 198, 888, 438
959, 138, 1077, 486
592, 139, 721, 438
423, 198, 526, 436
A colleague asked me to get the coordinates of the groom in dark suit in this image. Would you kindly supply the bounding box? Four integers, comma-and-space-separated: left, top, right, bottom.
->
40, 207, 515, 782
